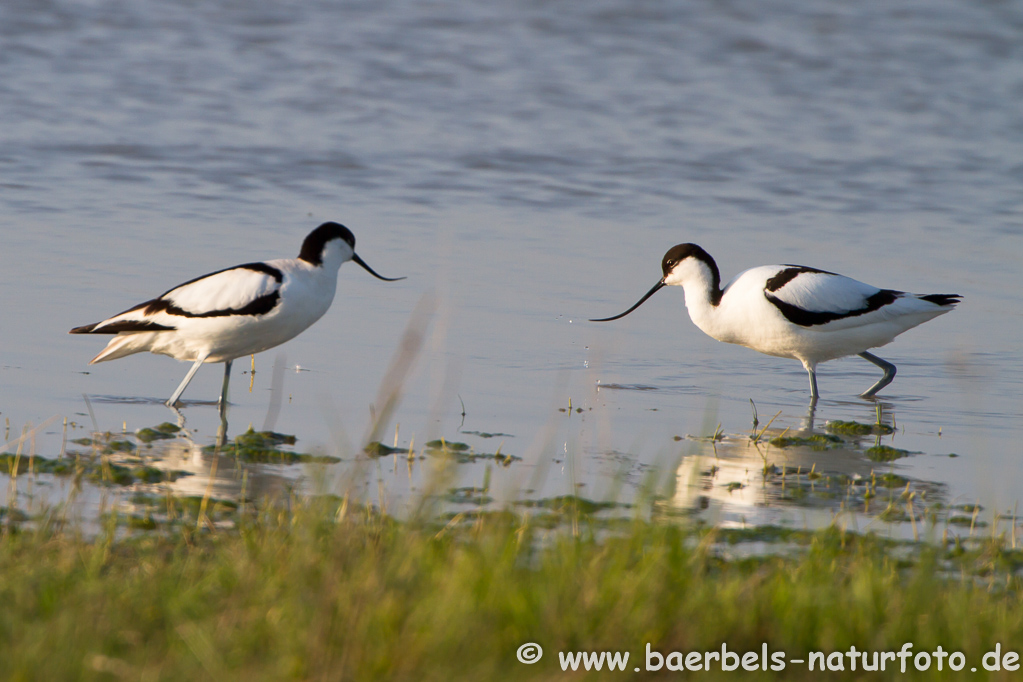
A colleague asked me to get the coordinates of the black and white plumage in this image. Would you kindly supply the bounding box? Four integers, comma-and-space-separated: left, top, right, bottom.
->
591, 244, 960, 401
70, 222, 404, 406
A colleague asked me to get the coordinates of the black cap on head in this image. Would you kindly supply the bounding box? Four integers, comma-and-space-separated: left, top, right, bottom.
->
299, 222, 355, 264
661, 243, 721, 305
661, 243, 713, 277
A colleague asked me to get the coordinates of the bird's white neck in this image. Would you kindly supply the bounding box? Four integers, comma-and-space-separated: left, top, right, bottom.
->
318, 241, 353, 275
666, 257, 724, 335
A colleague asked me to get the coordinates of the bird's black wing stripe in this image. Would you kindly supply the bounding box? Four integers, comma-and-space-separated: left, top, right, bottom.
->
764, 266, 837, 292
239, 263, 285, 281
766, 289, 902, 327
920, 294, 961, 306
114, 262, 284, 319
143, 290, 281, 318
142, 262, 284, 304
69, 319, 176, 334
69, 263, 282, 334
75, 288, 280, 332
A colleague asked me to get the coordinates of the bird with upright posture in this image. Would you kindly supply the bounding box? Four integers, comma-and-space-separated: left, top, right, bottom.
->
70, 222, 404, 407
591, 244, 959, 401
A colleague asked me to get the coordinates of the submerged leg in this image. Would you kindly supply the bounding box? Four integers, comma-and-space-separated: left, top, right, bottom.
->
858, 351, 897, 398
219, 360, 233, 407
216, 364, 231, 449
167, 352, 209, 407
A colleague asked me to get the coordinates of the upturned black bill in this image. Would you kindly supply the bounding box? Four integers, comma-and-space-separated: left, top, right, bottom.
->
589, 280, 666, 322
353, 253, 406, 281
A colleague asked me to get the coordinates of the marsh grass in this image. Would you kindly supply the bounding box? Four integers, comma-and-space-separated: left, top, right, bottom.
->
0, 494, 1021, 680
2, 320, 1017, 678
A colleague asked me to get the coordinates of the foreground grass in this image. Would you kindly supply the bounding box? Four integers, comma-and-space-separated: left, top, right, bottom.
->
0, 501, 1021, 680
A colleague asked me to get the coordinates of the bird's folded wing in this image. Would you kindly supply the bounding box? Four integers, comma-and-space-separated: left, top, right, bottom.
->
763, 268, 904, 328
766, 269, 887, 313
79, 263, 286, 334
154, 263, 283, 316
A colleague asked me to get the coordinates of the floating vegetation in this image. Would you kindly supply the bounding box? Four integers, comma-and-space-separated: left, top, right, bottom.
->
107, 439, 134, 453
768, 433, 843, 450
435, 509, 521, 526
73, 422, 176, 451
207, 428, 340, 464
425, 439, 469, 452
715, 525, 809, 544
115, 493, 241, 530
3, 424, 198, 485
136, 422, 181, 443
865, 444, 911, 462
1, 450, 190, 486
128, 493, 239, 517
424, 439, 520, 466
90, 462, 190, 486
517, 495, 624, 515
442, 487, 494, 506
878, 503, 915, 523
1, 453, 74, 476
876, 472, 910, 488
825, 419, 895, 436
235, 429, 296, 448
69, 433, 136, 454
708, 459, 946, 523
364, 441, 408, 457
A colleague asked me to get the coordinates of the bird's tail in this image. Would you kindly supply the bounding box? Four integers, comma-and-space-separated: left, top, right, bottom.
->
88, 334, 153, 364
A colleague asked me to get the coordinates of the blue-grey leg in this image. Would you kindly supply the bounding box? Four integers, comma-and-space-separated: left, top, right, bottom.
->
858, 351, 897, 398
167, 352, 209, 407
804, 363, 820, 403
219, 359, 233, 407
215, 360, 233, 448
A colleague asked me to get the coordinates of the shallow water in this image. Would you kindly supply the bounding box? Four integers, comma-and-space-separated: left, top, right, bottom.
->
2, 0, 1021, 531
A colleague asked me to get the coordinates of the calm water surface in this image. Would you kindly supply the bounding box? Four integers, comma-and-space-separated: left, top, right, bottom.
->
1, 0, 1021, 531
